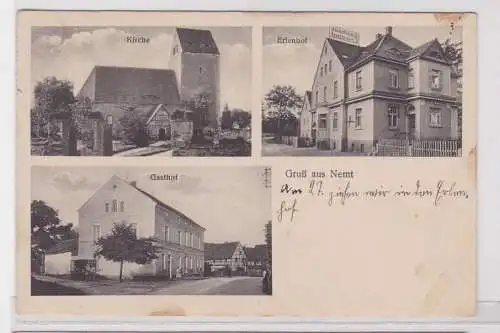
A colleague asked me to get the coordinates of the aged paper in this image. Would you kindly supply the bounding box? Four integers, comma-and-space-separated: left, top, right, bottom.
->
17, 11, 476, 317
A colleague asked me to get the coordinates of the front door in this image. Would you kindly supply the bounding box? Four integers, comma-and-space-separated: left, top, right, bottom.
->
158, 128, 166, 140
407, 114, 416, 140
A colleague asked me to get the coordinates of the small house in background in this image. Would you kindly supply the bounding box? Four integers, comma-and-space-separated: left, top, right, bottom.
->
244, 244, 268, 277
43, 238, 79, 276
204, 241, 247, 275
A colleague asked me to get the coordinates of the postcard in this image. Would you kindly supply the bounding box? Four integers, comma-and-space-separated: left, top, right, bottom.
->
17, 11, 476, 317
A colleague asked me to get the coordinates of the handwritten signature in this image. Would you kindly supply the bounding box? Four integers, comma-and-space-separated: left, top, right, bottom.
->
276, 199, 299, 223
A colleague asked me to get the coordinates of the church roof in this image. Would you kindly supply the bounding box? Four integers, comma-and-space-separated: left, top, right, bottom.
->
77, 66, 181, 106
176, 28, 219, 55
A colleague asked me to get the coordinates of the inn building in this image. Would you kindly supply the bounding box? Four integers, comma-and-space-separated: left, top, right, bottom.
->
76, 175, 206, 280
298, 26, 461, 153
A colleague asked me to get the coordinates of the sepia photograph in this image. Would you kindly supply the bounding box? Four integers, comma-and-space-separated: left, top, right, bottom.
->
30, 26, 252, 157
262, 25, 463, 157
30, 166, 272, 295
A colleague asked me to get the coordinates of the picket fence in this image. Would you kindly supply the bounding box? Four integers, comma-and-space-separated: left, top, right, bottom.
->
375, 139, 461, 157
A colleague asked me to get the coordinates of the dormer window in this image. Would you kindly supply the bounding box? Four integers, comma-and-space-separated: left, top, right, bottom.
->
429, 51, 443, 59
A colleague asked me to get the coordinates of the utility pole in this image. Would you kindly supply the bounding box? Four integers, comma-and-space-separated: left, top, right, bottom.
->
263, 167, 272, 189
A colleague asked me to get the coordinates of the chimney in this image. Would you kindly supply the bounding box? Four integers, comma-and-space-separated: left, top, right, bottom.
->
385, 26, 392, 36
130, 181, 137, 187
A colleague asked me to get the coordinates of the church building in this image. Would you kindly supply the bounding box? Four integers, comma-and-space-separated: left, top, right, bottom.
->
71, 27, 220, 155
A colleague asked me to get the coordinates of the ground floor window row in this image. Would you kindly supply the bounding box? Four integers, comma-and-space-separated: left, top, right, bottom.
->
305, 103, 453, 137
158, 252, 204, 275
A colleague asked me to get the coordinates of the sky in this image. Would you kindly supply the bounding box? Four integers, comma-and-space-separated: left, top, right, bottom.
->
31, 26, 252, 111
262, 25, 463, 98
31, 166, 271, 247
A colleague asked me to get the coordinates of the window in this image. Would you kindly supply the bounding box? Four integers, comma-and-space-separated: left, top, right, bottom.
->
329, 60, 332, 72
430, 69, 442, 90
388, 105, 399, 129
428, 108, 442, 127
315, 91, 319, 106
408, 68, 415, 89
389, 69, 399, 88
318, 114, 327, 129
130, 223, 137, 237
360, 144, 365, 153
332, 112, 339, 129
112, 200, 117, 212
105, 203, 109, 213
178, 231, 182, 245
190, 233, 194, 247
320, 67, 323, 76
355, 71, 362, 90
323, 86, 327, 102
355, 108, 362, 129
119, 201, 124, 212
324, 64, 328, 75
172, 45, 178, 56
163, 225, 169, 241
92, 224, 101, 243
105, 115, 113, 125
333, 80, 338, 98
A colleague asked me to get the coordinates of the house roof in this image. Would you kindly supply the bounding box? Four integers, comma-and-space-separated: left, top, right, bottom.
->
176, 28, 219, 55
325, 28, 446, 72
244, 244, 268, 262
131, 184, 206, 231
326, 38, 362, 67
46, 238, 78, 255
78, 66, 181, 105
204, 242, 240, 260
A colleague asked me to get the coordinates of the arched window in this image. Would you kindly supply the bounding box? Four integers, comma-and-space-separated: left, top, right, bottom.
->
120, 201, 124, 212
112, 199, 117, 212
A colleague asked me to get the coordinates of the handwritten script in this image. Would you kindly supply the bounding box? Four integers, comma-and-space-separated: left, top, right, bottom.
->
276, 180, 470, 223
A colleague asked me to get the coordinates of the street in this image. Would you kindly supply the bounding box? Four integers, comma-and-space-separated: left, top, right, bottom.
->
154, 276, 263, 295
31, 275, 265, 295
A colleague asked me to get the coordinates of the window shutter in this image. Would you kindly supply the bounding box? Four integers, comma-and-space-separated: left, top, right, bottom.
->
439, 71, 444, 90
428, 70, 433, 89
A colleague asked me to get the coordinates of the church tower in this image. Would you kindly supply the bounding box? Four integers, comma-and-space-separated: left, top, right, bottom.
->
169, 28, 221, 129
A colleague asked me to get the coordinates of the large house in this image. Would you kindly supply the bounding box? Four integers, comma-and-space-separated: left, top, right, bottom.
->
204, 241, 247, 273
55, 27, 220, 155
76, 175, 206, 280
299, 26, 461, 153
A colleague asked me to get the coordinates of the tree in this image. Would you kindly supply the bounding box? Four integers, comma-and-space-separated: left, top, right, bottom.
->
441, 36, 463, 139
118, 107, 150, 147
183, 87, 214, 130
31, 200, 77, 251
31, 77, 76, 137
265, 220, 272, 268
31, 200, 77, 273
231, 109, 251, 129
264, 85, 303, 137
95, 222, 161, 282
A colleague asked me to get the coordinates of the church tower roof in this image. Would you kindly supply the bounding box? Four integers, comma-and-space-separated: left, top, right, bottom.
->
175, 28, 220, 55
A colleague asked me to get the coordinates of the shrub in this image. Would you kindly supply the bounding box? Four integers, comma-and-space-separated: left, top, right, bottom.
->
317, 139, 330, 150
297, 137, 312, 148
